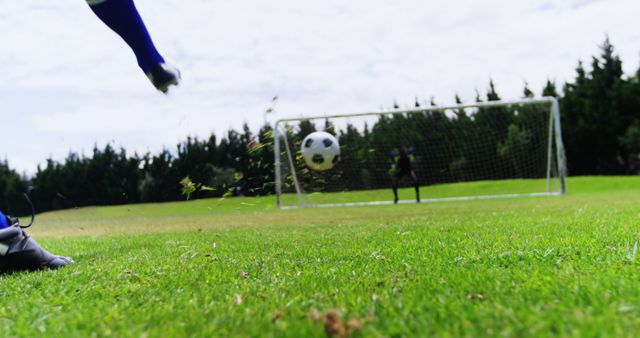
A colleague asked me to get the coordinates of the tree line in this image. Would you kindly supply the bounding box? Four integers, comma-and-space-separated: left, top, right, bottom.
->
1, 38, 639, 214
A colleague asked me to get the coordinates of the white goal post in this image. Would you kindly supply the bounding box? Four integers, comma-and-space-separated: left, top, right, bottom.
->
274, 97, 566, 209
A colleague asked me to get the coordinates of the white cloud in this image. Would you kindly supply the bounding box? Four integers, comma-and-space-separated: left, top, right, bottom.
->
0, 0, 638, 174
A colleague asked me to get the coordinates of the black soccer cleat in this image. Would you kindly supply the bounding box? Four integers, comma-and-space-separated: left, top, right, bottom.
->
0, 216, 74, 274
146, 63, 181, 94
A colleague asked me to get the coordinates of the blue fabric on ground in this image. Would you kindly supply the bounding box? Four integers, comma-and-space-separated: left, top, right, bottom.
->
89, 0, 165, 73
0, 211, 9, 229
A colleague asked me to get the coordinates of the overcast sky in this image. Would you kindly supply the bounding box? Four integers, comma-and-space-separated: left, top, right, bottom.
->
1, 0, 639, 174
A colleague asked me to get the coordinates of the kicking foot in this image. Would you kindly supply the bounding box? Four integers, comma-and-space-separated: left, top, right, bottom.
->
146, 63, 181, 94
0, 216, 74, 274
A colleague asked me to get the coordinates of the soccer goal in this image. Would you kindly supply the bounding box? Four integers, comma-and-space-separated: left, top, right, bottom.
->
274, 97, 566, 209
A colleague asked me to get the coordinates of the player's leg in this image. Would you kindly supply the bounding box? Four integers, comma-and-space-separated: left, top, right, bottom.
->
0, 210, 9, 229
86, 0, 180, 93
0, 210, 74, 273
411, 170, 420, 202
392, 176, 399, 204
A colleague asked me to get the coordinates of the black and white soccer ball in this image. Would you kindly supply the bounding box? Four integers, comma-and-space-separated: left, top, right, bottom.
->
301, 131, 341, 171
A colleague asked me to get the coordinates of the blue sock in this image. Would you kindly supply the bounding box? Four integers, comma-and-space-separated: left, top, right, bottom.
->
88, 0, 165, 73
0, 211, 9, 229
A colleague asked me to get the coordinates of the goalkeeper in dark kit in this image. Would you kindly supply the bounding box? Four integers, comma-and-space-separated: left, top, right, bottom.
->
390, 147, 420, 204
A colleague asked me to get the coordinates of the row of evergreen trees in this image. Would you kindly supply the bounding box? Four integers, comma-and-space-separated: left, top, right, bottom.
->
1, 39, 639, 214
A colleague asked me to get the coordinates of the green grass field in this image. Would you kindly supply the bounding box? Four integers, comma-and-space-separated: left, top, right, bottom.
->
3, 176, 640, 337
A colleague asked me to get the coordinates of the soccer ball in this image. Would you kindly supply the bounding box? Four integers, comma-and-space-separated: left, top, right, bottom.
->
301, 131, 340, 171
